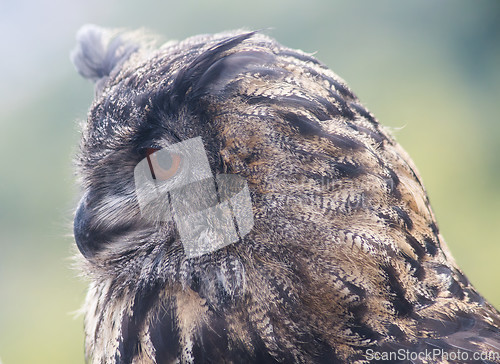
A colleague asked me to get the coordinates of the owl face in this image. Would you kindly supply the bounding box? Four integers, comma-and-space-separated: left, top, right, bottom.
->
74, 33, 257, 261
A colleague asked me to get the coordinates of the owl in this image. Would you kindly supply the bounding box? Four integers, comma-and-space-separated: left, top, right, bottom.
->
71, 25, 500, 363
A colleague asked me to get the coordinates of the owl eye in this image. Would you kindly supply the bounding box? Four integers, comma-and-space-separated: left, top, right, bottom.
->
146, 148, 182, 181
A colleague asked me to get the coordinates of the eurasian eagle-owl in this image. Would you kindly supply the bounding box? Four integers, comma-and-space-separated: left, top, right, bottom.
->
71, 25, 500, 363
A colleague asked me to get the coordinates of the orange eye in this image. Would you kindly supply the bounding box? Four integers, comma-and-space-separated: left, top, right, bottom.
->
146, 148, 182, 181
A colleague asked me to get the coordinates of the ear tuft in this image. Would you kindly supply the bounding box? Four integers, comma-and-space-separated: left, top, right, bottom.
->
70, 24, 141, 83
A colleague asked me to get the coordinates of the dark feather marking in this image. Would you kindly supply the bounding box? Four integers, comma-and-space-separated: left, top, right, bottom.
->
477, 324, 500, 342
244, 314, 284, 364
406, 234, 426, 260
133, 93, 184, 147
345, 299, 379, 342
381, 264, 413, 317
454, 268, 471, 287
387, 168, 400, 188
324, 76, 356, 100
315, 95, 342, 118
333, 162, 365, 179
349, 102, 378, 126
189, 271, 202, 292
448, 278, 466, 300
349, 302, 368, 319
273, 59, 357, 119
316, 89, 355, 120
344, 281, 367, 299
246, 91, 352, 122
423, 237, 438, 256
118, 311, 137, 363
321, 131, 364, 151
377, 212, 398, 229
193, 50, 277, 97
387, 323, 406, 340
392, 206, 413, 230
304, 163, 364, 183
118, 281, 167, 363
298, 64, 356, 100
308, 338, 342, 364
385, 168, 401, 198
149, 303, 181, 364
95, 283, 128, 345
455, 270, 487, 304
282, 111, 323, 135
346, 121, 386, 144
246, 94, 331, 121
192, 308, 283, 363
416, 293, 434, 306
429, 222, 440, 238
170, 32, 256, 107
242, 150, 261, 165
419, 311, 476, 336
401, 252, 425, 280
281, 112, 362, 150
465, 288, 485, 304
192, 312, 229, 364
348, 314, 381, 342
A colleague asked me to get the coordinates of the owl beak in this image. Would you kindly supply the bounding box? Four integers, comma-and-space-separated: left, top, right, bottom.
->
73, 191, 97, 259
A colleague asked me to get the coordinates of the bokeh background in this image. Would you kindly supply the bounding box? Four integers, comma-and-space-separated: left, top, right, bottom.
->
0, 0, 499, 362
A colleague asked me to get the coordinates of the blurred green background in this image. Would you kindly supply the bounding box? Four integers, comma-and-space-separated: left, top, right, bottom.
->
0, 0, 499, 362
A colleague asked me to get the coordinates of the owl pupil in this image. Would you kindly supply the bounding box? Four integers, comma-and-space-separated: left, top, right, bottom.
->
157, 152, 173, 170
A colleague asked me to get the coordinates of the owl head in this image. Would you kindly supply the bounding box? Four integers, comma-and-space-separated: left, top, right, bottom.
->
71, 26, 498, 363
